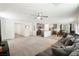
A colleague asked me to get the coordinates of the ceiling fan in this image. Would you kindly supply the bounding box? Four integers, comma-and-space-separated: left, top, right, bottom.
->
32, 12, 48, 20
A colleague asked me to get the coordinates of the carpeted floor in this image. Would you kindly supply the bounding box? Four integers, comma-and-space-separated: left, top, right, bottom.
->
7, 35, 61, 56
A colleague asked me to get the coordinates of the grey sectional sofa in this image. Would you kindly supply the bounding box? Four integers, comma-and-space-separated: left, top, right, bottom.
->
36, 34, 79, 56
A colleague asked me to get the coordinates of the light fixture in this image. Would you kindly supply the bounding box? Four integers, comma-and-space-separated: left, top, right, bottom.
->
37, 16, 41, 19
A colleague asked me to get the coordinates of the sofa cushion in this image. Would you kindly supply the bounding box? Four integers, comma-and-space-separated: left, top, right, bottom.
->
74, 38, 79, 43
52, 45, 75, 56
36, 48, 54, 56
52, 47, 69, 56
43, 48, 54, 56
64, 39, 73, 46
69, 49, 79, 56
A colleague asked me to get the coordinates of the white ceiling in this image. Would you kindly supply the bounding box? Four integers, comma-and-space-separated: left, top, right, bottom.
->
0, 3, 79, 23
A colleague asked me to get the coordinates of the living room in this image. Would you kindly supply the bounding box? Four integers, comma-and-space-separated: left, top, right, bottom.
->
0, 3, 79, 56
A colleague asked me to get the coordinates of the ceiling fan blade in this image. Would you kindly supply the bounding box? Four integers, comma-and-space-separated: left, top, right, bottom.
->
31, 12, 48, 19
41, 16, 48, 18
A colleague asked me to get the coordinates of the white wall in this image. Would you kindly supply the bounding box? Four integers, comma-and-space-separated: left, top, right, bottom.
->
1, 17, 35, 41
15, 21, 34, 37
21, 23, 33, 37
15, 23, 22, 35
1, 18, 15, 41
